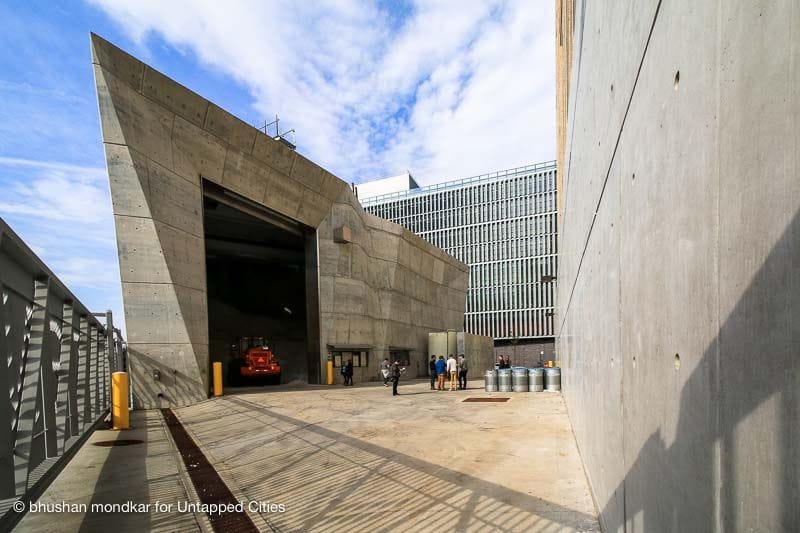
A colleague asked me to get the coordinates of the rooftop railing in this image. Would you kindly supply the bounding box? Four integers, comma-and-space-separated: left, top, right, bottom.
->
359, 160, 557, 205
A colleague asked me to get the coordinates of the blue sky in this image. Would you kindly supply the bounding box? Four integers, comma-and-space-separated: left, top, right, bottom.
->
0, 0, 555, 334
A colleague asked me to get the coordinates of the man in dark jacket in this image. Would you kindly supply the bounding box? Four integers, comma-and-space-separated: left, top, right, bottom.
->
391, 361, 403, 396
458, 354, 468, 390
429, 355, 437, 390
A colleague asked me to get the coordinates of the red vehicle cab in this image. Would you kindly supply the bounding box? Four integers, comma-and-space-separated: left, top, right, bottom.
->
228, 337, 281, 385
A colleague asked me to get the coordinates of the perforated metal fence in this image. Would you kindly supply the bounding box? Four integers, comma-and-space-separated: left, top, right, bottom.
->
0, 217, 124, 515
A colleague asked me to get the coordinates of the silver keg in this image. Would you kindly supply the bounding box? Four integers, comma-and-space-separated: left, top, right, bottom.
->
545, 367, 561, 391
497, 369, 512, 392
528, 367, 545, 392
512, 367, 529, 392
484, 369, 498, 392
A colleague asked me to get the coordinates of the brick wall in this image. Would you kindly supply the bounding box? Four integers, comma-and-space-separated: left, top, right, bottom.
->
493, 338, 555, 367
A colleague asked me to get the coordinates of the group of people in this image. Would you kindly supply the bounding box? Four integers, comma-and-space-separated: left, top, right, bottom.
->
340, 354, 470, 395
495, 355, 545, 369
497, 354, 512, 369
342, 358, 405, 394
430, 354, 468, 391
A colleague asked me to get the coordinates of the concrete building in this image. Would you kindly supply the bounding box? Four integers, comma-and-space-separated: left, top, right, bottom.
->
360, 163, 558, 363
556, 2, 799, 532
91, 34, 468, 408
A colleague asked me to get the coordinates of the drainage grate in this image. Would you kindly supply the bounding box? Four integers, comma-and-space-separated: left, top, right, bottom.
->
462, 397, 510, 403
92, 439, 144, 447
161, 408, 258, 533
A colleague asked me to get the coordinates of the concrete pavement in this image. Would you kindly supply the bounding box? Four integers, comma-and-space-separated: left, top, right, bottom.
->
15, 380, 599, 532
15, 410, 206, 532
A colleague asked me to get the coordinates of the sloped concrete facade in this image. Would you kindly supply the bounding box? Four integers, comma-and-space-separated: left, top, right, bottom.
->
557, 2, 799, 532
91, 34, 468, 408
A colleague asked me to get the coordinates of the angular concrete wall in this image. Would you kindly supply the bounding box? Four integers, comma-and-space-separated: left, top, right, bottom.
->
92, 34, 467, 406
317, 189, 468, 382
557, 2, 799, 532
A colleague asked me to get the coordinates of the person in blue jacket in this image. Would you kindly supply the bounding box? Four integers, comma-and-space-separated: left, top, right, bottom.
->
435, 356, 447, 390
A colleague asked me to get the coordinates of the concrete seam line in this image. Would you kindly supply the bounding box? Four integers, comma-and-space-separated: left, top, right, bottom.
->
558, 0, 665, 336
711, 0, 723, 528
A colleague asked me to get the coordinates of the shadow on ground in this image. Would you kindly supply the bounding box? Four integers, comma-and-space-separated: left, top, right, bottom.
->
183, 395, 599, 532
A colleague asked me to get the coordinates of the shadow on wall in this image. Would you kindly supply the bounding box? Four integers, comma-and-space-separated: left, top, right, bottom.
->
600, 209, 800, 531
128, 350, 206, 408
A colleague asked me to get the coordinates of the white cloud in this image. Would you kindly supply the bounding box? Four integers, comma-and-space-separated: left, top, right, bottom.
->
0, 157, 125, 334
88, 0, 555, 184
49, 256, 120, 290
0, 157, 110, 224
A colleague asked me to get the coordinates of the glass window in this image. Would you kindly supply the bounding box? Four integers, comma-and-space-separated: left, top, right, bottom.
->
331, 350, 369, 367
390, 350, 410, 366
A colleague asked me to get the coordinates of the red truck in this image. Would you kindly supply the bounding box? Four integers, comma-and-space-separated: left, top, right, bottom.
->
228, 337, 281, 385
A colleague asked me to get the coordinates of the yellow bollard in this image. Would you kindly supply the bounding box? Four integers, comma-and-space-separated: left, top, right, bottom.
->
326, 358, 333, 385
213, 362, 223, 397
111, 372, 129, 430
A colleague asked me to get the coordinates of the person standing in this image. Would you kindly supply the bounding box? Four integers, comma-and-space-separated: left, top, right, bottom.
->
345, 359, 354, 386
381, 358, 390, 387
447, 354, 458, 391
502, 355, 511, 369
458, 354, 468, 390
429, 355, 437, 390
391, 360, 402, 396
341, 360, 350, 386
435, 356, 447, 390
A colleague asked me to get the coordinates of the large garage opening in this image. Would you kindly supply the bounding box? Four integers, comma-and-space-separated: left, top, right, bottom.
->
203, 181, 320, 388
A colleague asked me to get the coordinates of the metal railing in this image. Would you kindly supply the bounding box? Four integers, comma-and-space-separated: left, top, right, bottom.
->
359, 160, 557, 205
0, 217, 124, 514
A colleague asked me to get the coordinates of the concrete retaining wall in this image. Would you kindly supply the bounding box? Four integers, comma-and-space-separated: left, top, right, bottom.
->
557, 1, 799, 531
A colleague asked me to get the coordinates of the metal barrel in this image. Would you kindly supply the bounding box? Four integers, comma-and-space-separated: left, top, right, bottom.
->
497, 369, 512, 392
484, 369, 498, 392
512, 367, 529, 392
528, 367, 545, 392
545, 367, 561, 391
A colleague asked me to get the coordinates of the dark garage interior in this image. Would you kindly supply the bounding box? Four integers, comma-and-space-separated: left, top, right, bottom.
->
203, 181, 319, 388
